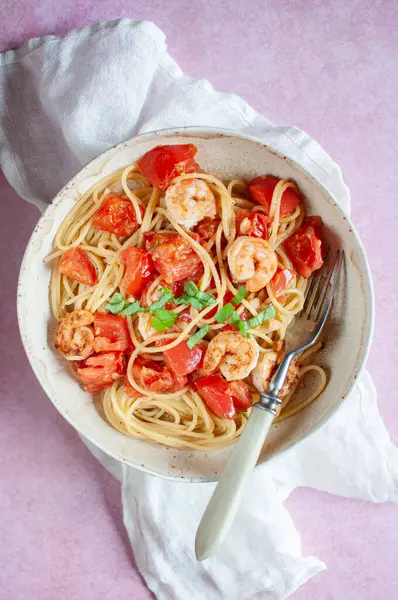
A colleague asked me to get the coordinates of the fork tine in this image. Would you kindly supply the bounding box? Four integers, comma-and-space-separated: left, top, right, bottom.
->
312, 250, 344, 324
302, 249, 330, 319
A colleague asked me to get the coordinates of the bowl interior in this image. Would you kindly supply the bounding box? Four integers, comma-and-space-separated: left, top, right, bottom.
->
18, 129, 373, 482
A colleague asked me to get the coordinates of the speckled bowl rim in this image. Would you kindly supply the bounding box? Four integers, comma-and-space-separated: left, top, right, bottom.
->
17, 126, 375, 481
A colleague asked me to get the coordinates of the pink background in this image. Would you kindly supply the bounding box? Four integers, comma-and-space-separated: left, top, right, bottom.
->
1, 1, 398, 599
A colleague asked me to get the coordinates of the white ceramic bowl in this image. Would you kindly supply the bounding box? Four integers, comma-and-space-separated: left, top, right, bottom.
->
18, 128, 374, 482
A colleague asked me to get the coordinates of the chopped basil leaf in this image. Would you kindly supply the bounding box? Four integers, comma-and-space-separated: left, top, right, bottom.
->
187, 325, 210, 349
232, 286, 248, 305
175, 281, 216, 312
184, 281, 199, 297
246, 305, 276, 329
106, 292, 148, 316
151, 309, 178, 332
121, 301, 142, 316
187, 297, 205, 311
149, 287, 174, 313
215, 303, 236, 323
228, 310, 250, 337
105, 299, 126, 314
195, 290, 216, 307
107, 292, 124, 305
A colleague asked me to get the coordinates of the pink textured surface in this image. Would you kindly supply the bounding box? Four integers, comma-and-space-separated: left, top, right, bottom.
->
1, 1, 397, 599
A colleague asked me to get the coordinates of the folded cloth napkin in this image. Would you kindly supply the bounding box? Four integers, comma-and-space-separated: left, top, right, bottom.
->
1, 19, 397, 600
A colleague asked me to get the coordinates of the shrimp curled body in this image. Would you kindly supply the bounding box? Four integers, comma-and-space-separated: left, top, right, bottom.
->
164, 178, 217, 228
54, 309, 95, 360
203, 331, 259, 381
227, 236, 278, 293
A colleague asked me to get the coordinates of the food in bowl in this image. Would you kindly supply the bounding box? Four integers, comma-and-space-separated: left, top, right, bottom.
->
45, 143, 328, 450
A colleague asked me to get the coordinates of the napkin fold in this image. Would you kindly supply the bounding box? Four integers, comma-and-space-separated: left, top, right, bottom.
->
1, 19, 396, 600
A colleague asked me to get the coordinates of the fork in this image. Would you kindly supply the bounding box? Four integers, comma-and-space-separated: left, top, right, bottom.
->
195, 250, 344, 561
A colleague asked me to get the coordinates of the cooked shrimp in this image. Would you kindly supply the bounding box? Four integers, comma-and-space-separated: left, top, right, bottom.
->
252, 351, 299, 398
54, 309, 94, 360
203, 331, 259, 381
227, 236, 278, 293
164, 178, 217, 228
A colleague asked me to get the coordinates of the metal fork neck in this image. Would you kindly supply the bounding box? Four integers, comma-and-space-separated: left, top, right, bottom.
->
256, 392, 281, 416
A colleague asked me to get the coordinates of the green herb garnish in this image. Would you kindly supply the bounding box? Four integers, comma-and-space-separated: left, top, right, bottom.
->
215, 303, 236, 323
148, 287, 174, 313
187, 325, 210, 349
151, 309, 178, 332
229, 310, 250, 337
121, 300, 143, 316
245, 305, 276, 329
106, 292, 147, 316
175, 281, 216, 311
232, 286, 248, 305
105, 293, 126, 314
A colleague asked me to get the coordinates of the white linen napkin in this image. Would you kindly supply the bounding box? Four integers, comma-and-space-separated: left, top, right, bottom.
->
1, 19, 397, 600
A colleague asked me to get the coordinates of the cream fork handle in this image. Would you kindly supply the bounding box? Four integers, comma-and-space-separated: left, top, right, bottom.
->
195, 407, 274, 560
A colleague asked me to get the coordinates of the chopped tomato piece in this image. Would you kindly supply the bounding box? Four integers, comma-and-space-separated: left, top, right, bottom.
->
305, 216, 323, 239
131, 356, 187, 394
228, 380, 253, 411
59, 247, 97, 286
195, 375, 253, 417
248, 176, 301, 216
235, 209, 269, 239
77, 351, 126, 392
124, 377, 142, 399
195, 375, 236, 419
92, 194, 142, 237
284, 217, 324, 278
176, 306, 192, 323
93, 313, 132, 352
145, 232, 203, 285
270, 268, 295, 298
164, 341, 204, 376
137, 144, 200, 190
120, 247, 154, 297
194, 217, 221, 241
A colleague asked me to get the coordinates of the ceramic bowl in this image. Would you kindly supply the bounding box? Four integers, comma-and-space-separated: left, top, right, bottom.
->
17, 128, 374, 482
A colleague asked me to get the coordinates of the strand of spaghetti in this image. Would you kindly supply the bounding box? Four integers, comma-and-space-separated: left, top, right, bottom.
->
121, 165, 144, 225
268, 180, 294, 248
54, 178, 116, 250
104, 384, 250, 449
227, 179, 247, 195
275, 365, 328, 422
266, 284, 304, 316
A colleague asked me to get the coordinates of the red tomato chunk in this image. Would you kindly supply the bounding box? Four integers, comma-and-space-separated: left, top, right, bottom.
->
129, 356, 187, 395
137, 144, 199, 190
195, 374, 253, 419
248, 176, 301, 217
93, 313, 132, 353
93, 194, 142, 237
284, 217, 324, 278
235, 209, 269, 239
59, 247, 97, 286
120, 247, 154, 297
164, 341, 204, 376
77, 351, 126, 392
144, 232, 203, 285
270, 268, 295, 297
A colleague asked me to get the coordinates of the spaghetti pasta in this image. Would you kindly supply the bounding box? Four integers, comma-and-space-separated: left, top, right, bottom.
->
46, 143, 327, 450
